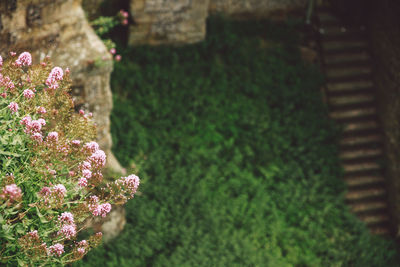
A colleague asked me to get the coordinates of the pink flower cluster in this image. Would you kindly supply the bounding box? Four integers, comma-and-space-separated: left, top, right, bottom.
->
20, 116, 46, 134
8, 102, 18, 113
46, 131, 59, 142
15, 52, 32, 67
119, 174, 140, 198
0, 74, 15, 90
76, 240, 88, 255
119, 9, 129, 25
0, 184, 22, 202
23, 89, 35, 99
87, 195, 112, 217
45, 67, 64, 90
40, 184, 67, 206
48, 243, 64, 257
37, 106, 46, 114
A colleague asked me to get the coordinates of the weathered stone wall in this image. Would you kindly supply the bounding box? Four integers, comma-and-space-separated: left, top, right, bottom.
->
129, 0, 210, 45
128, 0, 307, 45
209, 0, 307, 17
368, 0, 400, 235
0, 0, 124, 239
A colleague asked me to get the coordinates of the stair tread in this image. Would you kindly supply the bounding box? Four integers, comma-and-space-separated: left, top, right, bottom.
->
343, 160, 381, 173
340, 147, 383, 160
340, 133, 382, 146
346, 187, 386, 201
344, 175, 386, 187
326, 66, 372, 79
327, 80, 373, 92
324, 52, 370, 64
358, 213, 390, 225
342, 120, 379, 133
331, 107, 376, 120
370, 225, 392, 235
329, 93, 374, 106
350, 201, 388, 213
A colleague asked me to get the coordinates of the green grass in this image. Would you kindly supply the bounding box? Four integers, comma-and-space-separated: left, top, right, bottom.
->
75, 17, 399, 266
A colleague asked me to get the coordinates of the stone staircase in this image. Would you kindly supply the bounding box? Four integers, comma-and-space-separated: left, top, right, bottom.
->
316, 8, 393, 235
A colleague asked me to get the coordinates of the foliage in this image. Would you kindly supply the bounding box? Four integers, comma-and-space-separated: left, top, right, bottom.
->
78, 18, 399, 266
0, 53, 139, 266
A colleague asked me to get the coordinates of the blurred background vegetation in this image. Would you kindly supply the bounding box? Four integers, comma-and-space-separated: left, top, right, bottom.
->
72, 14, 400, 266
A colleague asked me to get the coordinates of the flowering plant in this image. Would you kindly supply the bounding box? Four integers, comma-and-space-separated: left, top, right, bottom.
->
90, 9, 129, 63
0, 52, 139, 266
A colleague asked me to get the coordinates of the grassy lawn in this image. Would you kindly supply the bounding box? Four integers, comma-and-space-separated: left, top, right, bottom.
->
75, 18, 399, 266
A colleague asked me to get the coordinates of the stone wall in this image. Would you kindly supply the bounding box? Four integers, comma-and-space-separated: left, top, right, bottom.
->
0, 0, 124, 239
209, 0, 307, 18
129, 0, 307, 45
368, 0, 400, 235
129, 0, 210, 45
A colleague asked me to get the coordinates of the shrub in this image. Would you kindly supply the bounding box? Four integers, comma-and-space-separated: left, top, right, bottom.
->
0, 52, 140, 266
79, 18, 399, 266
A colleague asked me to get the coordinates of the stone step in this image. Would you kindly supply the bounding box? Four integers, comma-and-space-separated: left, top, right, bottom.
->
370, 225, 392, 235
344, 174, 386, 187
340, 147, 383, 161
324, 52, 370, 65
342, 120, 379, 134
330, 107, 376, 120
326, 65, 372, 80
328, 92, 374, 107
319, 26, 367, 39
346, 187, 386, 201
343, 160, 381, 173
326, 80, 373, 93
358, 213, 390, 226
322, 40, 368, 53
340, 133, 382, 147
350, 200, 388, 213
318, 12, 339, 24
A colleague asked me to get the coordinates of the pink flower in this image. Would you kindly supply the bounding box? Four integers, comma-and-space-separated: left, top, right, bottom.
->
65, 67, 70, 74
8, 102, 18, 113
49, 169, 56, 176
10, 52, 16, 56
79, 109, 85, 115
80, 161, 91, 170
92, 203, 112, 217
120, 10, 129, 18
23, 89, 34, 99
82, 169, 92, 179
69, 171, 75, 177
58, 212, 74, 225
20, 116, 32, 126
39, 186, 51, 196
29, 230, 39, 238
122, 19, 128, 25
1, 184, 22, 201
45, 67, 63, 90
89, 149, 106, 168
78, 240, 88, 247
120, 174, 140, 197
77, 247, 86, 254
37, 106, 46, 114
78, 177, 88, 187
115, 55, 121, 61
110, 48, 116, 55
0, 92, 6, 98
84, 141, 99, 153
71, 140, 81, 146
52, 184, 66, 196
58, 224, 76, 239
15, 52, 32, 66
0, 55, 2, 66
49, 67, 64, 81
31, 132, 43, 143
48, 243, 64, 257
46, 132, 59, 142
